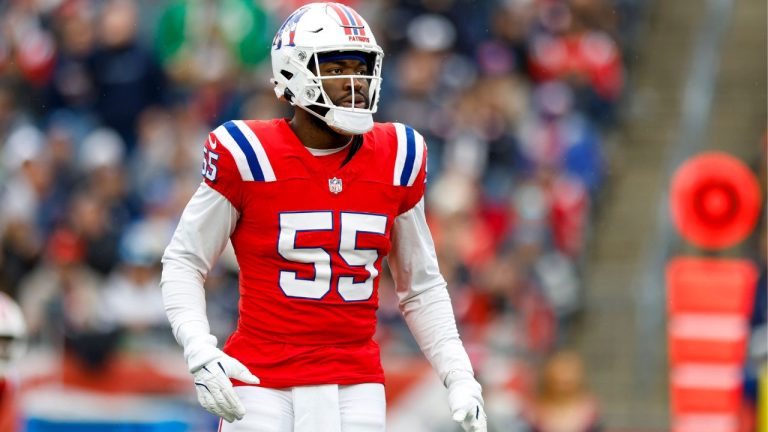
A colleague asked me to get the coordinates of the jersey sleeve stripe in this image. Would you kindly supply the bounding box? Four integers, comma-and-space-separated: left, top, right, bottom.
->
232, 120, 276, 182
406, 131, 425, 186
213, 124, 255, 181
392, 123, 425, 187
213, 121, 276, 182
223, 121, 266, 181
393, 123, 407, 186
399, 126, 417, 186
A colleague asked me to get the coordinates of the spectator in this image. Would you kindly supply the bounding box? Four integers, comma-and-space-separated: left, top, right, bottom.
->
88, 0, 167, 153
528, 1, 623, 124
44, 2, 97, 115
17, 229, 113, 358
154, 0, 273, 80
79, 127, 137, 222
522, 350, 603, 432
67, 192, 121, 277
102, 220, 172, 335
0, 125, 51, 296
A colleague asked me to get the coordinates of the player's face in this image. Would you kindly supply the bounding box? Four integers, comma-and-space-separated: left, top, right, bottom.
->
318, 59, 370, 109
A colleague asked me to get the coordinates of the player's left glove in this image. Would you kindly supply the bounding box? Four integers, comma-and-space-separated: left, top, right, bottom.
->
185, 337, 260, 423
446, 370, 487, 432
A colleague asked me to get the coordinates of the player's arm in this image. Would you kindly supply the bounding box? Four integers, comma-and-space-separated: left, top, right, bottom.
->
161, 182, 237, 362
388, 197, 487, 432
161, 132, 259, 423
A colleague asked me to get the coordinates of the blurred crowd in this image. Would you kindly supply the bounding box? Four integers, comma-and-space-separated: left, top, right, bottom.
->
0, 0, 652, 430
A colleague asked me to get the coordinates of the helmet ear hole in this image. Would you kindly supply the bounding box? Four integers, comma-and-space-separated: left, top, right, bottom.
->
306, 57, 318, 75
284, 88, 295, 102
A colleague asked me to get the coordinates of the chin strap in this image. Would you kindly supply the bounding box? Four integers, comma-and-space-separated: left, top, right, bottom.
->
325, 108, 374, 135
295, 103, 373, 136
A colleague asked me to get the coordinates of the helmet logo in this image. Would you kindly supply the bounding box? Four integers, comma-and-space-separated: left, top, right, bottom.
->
273, 7, 310, 50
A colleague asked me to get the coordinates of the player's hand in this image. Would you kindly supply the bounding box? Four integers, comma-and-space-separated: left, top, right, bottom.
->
446, 371, 487, 432
187, 344, 260, 423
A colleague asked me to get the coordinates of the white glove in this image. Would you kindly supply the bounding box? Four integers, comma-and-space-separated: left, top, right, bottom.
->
186, 339, 260, 423
446, 371, 487, 432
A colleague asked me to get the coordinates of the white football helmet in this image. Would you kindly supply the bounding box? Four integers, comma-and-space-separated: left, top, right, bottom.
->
0, 292, 26, 378
271, 2, 384, 135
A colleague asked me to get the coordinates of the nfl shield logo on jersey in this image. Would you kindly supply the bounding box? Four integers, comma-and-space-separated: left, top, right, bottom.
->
328, 177, 343, 194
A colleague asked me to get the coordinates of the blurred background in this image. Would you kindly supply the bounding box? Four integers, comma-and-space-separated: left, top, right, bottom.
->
0, 0, 764, 431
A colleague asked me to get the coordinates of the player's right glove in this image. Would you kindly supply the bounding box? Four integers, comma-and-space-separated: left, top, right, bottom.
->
446, 370, 487, 432
185, 338, 260, 423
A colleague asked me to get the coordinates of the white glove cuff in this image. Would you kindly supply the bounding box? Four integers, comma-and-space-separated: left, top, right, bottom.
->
184, 335, 220, 372
446, 370, 484, 407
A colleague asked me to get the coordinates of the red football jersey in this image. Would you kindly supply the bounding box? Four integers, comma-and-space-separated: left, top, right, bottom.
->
202, 118, 427, 388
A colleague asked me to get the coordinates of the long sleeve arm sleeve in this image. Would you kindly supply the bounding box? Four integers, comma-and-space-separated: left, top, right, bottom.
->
161, 182, 239, 360
388, 198, 474, 384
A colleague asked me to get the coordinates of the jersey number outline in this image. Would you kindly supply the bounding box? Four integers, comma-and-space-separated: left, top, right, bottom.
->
277, 211, 387, 302
202, 148, 219, 181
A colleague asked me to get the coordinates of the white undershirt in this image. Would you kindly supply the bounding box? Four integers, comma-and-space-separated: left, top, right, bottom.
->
305, 142, 350, 156
161, 183, 473, 384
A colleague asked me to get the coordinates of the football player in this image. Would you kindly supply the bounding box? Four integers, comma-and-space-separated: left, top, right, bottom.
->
161, 3, 486, 431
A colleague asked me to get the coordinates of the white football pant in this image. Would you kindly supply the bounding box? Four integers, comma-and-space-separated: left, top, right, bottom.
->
218, 383, 386, 432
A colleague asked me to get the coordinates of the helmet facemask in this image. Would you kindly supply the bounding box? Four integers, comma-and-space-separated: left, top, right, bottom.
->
284, 48, 383, 135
